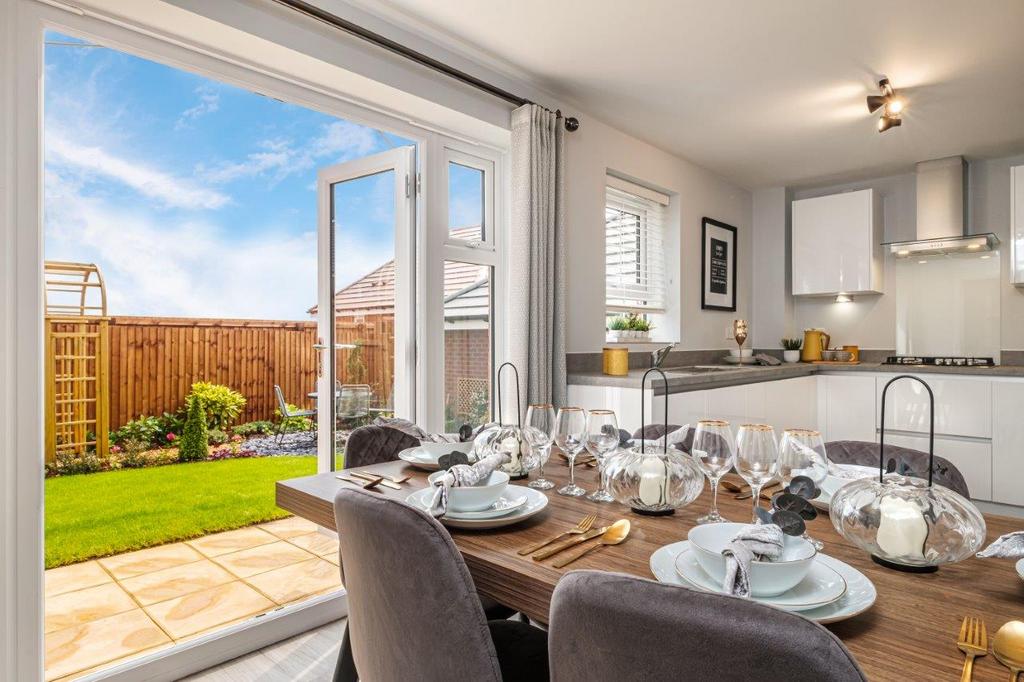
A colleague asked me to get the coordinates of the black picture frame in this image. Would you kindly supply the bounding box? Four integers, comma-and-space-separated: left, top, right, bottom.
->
701, 217, 737, 311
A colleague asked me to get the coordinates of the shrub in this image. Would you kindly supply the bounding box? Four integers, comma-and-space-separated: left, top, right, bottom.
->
117, 437, 149, 469
178, 397, 209, 462
231, 420, 275, 437
346, 341, 367, 384
111, 415, 161, 448
275, 404, 312, 431
47, 451, 106, 477
156, 411, 185, 443
186, 382, 246, 430
207, 429, 229, 446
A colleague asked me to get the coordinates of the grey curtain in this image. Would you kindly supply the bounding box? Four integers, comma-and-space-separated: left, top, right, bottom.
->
509, 104, 567, 411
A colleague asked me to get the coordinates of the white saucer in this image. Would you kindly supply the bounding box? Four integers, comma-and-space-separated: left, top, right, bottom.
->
443, 492, 529, 520
398, 446, 477, 471
405, 485, 548, 529
650, 541, 876, 624
673, 546, 846, 611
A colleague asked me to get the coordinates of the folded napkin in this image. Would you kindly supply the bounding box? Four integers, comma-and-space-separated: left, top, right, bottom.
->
632, 424, 691, 452
722, 523, 784, 597
754, 353, 782, 366
977, 531, 1024, 559
427, 450, 510, 517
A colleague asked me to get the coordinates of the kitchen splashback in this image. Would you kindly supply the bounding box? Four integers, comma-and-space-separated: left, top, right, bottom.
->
894, 251, 1000, 358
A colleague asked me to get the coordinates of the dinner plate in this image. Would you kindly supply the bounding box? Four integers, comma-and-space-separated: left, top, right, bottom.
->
443, 491, 529, 520
398, 445, 477, 471
812, 464, 880, 511
650, 541, 876, 623
405, 485, 548, 529
673, 546, 846, 611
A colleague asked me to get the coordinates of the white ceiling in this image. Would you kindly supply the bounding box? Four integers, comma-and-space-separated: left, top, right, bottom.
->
361, 0, 1024, 189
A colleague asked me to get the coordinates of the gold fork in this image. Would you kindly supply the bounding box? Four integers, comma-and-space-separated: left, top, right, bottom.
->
958, 616, 988, 682
516, 514, 597, 556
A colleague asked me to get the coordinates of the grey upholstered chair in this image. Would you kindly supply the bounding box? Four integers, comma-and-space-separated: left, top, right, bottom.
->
825, 440, 970, 498
549, 571, 866, 682
333, 488, 548, 682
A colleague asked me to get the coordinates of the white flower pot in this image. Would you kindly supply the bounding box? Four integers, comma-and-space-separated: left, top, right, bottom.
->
783, 350, 801, 363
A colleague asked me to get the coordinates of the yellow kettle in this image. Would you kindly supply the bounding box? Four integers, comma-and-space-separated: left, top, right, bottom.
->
801, 329, 830, 362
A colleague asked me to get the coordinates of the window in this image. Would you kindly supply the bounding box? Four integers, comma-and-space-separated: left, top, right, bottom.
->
605, 177, 669, 312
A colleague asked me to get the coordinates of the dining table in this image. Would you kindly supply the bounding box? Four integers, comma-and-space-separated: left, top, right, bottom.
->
276, 458, 1024, 681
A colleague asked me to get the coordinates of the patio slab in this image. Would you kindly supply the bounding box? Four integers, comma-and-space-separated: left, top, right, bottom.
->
99, 543, 204, 580
212, 540, 312, 579
285, 530, 339, 557
45, 582, 137, 634
45, 609, 171, 681
45, 560, 112, 597
257, 516, 319, 539
244, 557, 341, 605
187, 526, 279, 557
144, 581, 275, 640
120, 559, 236, 606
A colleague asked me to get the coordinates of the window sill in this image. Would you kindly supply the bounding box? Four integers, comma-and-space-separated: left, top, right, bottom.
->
603, 340, 677, 347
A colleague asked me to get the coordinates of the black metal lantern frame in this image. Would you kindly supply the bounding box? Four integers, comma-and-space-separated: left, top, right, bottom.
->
634, 367, 674, 516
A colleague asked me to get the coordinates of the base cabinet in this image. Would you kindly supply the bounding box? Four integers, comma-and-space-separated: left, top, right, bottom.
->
821, 375, 876, 442
993, 382, 1024, 506
883, 432, 992, 502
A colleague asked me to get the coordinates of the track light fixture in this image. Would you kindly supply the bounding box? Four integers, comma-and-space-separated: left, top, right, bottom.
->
867, 77, 904, 133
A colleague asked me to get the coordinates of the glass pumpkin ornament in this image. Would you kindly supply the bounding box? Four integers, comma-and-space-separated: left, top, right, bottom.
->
829, 375, 987, 572
474, 362, 533, 480
606, 369, 704, 515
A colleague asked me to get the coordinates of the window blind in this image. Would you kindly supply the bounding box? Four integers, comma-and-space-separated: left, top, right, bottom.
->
605, 184, 667, 312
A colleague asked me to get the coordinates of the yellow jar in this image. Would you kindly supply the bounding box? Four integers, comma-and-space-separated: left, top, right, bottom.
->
603, 347, 629, 376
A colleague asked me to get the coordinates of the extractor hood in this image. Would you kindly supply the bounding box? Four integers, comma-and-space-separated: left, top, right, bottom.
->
887, 156, 999, 257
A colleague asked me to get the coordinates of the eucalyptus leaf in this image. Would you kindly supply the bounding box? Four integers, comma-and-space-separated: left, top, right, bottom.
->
771, 492, 818, 521
458, 424, 474, 443
754, 506, 774, 526
770, 509, 806, 536
787, 475, 821, 500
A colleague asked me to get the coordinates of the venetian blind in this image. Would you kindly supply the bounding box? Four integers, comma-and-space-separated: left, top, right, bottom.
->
605, 180, 668, 312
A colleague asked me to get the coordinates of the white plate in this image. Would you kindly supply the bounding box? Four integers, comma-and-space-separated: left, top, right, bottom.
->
650, 541, 876, 624
443, 491, 529, 520
812, 465, 880, 511
405, 485, 548, 529
1016, 558, 1024, 582
398, 445, 476, 471
673, 546, 846, 611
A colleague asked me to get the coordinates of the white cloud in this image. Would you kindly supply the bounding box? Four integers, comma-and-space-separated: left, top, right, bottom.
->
175, 85, 220, 130
47, 132, 230, 210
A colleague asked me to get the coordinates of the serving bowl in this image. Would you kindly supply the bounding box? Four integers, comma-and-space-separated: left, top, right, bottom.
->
821, 350, 837, 361
687, 522, 816, 596
427, 470, 509, 512
728, 348, 754, 358
833, 350, 853, 362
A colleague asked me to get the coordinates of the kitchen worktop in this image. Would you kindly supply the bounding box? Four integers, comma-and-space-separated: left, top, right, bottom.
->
568, 361, 1024, 394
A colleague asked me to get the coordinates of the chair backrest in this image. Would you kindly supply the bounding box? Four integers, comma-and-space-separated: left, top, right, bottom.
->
343, 423, 421, 469
273, 385, 290, 417
825, 440, 970, 498
549, 571, 866, 682
333, 488, 502, 682
338, 384, 372, 417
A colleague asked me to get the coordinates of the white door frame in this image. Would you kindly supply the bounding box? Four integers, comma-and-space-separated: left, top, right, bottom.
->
317, 147, 417, 471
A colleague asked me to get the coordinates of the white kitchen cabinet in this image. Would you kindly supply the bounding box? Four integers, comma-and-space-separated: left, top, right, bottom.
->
821, 374, 876, 442
764, 376, 819, 434
883, 433, 992, 502
876, 375, 991, 439
791, 189, 883, 296
993, 381, 1024, 505
1012, 165, 1024, 286
660, 390, 708, 428
567, 384, 648, 433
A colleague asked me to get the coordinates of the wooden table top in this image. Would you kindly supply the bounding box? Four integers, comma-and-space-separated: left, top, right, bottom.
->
277, 459, 1024, 681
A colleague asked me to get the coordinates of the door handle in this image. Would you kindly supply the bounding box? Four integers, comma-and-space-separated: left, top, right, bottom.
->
312, 344, 349, 350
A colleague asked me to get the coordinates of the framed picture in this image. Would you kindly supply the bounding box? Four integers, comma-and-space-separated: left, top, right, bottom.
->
701, 217, 737, 311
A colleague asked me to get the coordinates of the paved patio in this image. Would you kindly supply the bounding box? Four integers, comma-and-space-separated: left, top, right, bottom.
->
44, 516, 341, 681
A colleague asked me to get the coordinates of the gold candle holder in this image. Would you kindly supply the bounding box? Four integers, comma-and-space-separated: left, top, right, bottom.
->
603, 347, 629, 376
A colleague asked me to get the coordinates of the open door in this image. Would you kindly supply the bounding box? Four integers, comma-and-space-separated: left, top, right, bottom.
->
316, 147, 416, 472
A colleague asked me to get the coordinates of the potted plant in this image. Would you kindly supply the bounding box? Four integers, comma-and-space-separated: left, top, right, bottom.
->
781, 338, 802, 363
628, 314, 653, 341
607, 315, 630, 342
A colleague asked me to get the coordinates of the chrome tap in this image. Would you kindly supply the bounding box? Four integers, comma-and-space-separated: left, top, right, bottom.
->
651, 343, 676, 368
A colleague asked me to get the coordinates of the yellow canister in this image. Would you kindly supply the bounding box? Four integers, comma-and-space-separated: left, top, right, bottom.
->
603, 347, 629, 376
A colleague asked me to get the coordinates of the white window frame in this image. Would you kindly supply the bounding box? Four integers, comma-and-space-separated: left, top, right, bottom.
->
444, 148, 496, 251
605, 177, 670, 314
5, 2, 510, 680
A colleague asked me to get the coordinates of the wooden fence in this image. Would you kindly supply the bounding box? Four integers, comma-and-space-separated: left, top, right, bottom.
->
104, 315, 394, 430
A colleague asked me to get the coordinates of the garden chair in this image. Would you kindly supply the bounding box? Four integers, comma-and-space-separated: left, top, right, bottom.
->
273, 384, 316, 444
336, 384, 372, 430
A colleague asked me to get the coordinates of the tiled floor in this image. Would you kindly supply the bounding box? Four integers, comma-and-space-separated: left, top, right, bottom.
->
44, 517, 342, 681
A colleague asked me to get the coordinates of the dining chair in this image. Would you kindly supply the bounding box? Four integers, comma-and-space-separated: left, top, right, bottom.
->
337, 384, 372, 429
332, 488, 548, 682
548, 571, 866, 682
825, 440, 970, 498
273, 384, 316, 444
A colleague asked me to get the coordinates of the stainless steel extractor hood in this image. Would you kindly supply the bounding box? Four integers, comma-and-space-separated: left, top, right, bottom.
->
887, 156, 999, 257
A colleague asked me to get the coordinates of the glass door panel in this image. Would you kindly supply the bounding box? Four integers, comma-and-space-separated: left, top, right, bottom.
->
443, 262, 493, 431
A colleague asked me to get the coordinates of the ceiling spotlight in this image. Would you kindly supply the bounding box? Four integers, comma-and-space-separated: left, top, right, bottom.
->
867, 77, 904, 133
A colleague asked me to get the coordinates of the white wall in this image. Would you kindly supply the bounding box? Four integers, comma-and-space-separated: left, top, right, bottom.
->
565, 118, 752, 353
751, 187, 791, 347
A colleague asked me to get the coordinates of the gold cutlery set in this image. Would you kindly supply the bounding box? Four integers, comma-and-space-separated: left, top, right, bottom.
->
336, 471, 411, 491
958, 616, 1024, 681
720, 475, 781, 501
517, 514, 631, 568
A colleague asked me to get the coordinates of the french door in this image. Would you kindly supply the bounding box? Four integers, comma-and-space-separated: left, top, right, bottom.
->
316, 147, 417, 472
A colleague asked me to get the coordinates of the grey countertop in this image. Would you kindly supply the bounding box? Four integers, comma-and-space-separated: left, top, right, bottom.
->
568, 361, 1024, 394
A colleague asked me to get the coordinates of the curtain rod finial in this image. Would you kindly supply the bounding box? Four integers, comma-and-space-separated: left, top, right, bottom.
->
564, 117, 580, 132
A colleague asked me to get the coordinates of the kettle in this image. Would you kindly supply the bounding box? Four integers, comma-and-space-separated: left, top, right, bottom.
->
801, 329, 830, 362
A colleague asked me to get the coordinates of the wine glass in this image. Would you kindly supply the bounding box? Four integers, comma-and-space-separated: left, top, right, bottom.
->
735, 423, 779, 523
554, 407, 587, 497
691, 420, 735, 524
524, 404, 556, 490
584, 410, 619, 503
778, 428, 829, 549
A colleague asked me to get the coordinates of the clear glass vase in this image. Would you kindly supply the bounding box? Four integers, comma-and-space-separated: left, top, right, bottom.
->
606, 446, 704, 516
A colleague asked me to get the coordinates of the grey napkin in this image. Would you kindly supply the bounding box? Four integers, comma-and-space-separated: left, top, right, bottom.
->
722, 523, 785, 597
427, 451, 510, 517
977, 531, 1024, 559
754, 353, 782, 366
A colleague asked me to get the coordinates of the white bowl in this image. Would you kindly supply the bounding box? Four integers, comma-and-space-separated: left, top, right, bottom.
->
427, 470, 509, 512
728, 348, 754, 358
687, 522, 816, 597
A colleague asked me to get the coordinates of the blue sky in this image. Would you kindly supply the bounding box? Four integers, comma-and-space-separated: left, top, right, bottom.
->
44, 31, 481, 320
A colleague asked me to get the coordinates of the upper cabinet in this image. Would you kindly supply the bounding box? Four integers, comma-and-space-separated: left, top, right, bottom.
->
791, 189, 884, 296
1012, 165, 1024, 286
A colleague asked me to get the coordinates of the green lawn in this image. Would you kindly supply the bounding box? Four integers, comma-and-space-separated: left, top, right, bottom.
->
45, 456, 317, 568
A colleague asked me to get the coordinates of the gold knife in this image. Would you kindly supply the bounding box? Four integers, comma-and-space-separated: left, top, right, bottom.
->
336, 475, 384, 491
532, 527, 607, 561
349, 471, 402, 490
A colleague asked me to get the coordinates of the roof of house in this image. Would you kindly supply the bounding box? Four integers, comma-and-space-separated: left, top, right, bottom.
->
309, 226, 489, 320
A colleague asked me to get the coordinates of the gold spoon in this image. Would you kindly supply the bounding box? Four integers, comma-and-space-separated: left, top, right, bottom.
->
994, 620, 1024, 681
552, 519, 631, 568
